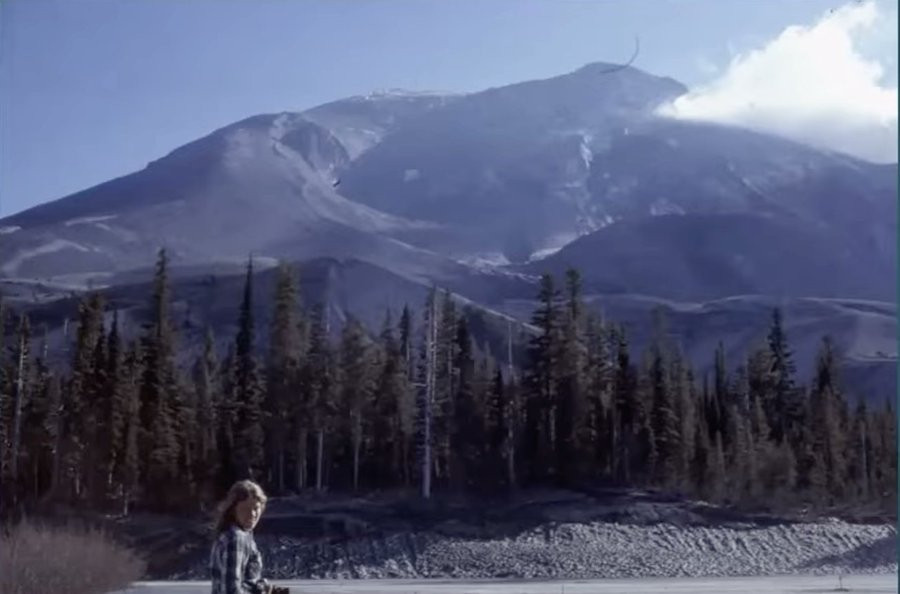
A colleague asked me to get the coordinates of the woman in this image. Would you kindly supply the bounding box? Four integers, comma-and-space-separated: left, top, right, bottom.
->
210, 480, 281, 594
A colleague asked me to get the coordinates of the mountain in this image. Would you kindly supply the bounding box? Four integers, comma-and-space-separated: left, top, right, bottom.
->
0, 62, 895, 398
524, 212, 894, 301
337, 64, 688, 260
1, 63, 894, 298
336, 70, 896, 276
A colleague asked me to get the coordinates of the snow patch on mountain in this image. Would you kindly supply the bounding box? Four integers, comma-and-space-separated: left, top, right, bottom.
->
268, 112, 299, 141
528, 246, 564, 262
527, 232, 582, 263
0, 226, 21, 235
457, 252, 512, 270
64, 214, 118, 227
2, 239, 91, 275
579, 132, 594, 168
363, 88, 462, 100
649, 199, 686, 216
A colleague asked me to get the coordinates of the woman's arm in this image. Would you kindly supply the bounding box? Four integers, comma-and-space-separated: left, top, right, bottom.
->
224, 530, 248, 594
242, 535, 270, 594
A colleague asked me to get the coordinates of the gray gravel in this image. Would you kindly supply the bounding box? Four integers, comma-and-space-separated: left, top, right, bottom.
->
176, 518, 896, 580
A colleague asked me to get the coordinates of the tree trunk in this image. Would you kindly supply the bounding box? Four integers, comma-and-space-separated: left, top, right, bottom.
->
295, 427, 307, 491
423, 390, 432, 499
421, 292, 437, 500
9, 329, 26, 498
860, 421, 869, 500
352, 410, 361, 492
506, 322, 517, 491
316, 429, 324, 492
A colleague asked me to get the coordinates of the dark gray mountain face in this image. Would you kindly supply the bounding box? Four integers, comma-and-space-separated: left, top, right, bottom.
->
0, 62, 895, 398
13, 259, 895, 402
524, 212, 895, 301
498, 293, 896, 403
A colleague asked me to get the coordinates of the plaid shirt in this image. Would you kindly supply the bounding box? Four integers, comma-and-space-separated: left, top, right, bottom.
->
210, 526, 269, 594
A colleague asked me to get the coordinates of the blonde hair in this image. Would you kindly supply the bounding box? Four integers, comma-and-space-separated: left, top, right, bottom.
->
213, 480, 268, 534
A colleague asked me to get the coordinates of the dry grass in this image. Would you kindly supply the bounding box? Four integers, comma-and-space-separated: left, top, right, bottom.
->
0, 521, 146, 594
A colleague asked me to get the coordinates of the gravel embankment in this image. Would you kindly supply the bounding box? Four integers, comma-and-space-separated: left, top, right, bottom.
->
177, 519, 897, 580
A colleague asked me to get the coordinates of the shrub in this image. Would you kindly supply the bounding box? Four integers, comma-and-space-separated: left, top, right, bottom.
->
0, 521, 146, 594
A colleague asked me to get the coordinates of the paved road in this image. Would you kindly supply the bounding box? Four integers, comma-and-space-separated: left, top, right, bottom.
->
118, 574, 897, 593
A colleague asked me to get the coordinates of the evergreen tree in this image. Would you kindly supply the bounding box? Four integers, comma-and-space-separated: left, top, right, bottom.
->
65, 293, 106, 503
193, 328, 220, 498
339, 316, 374, 491
524, 274, 561, 483
725, 403, 753, 501
451, 315, 480, 490
708, 430, 726, 502
307, 303, 336, 492
869, 400, 896, 510
556, 268, 589, 485
766, 308, 803, 445
649, 323, 680, 488
3, 314, 31, 507
371, 310, 407, 486
395, 305, 417, 486
846, 401, 871, 502
748, 390, 770, 500
100, 310, 129, 505
432, 292, 457, 486
266, 262, 301, 492
706, 342, 728, 443
611, 326, 638, 483
690, 413, 710, 497
117, 343, 141, 514
289, 306, 311, 493
231, 258, 265, 481
809, 336, 847, 502
416, 288, 439, 498
583, 314, 612, 477
673, 350, 696, 492
83, 315, 110, 504
138, 249, 181, 508
215, 345, 238, 494
19, 329, 53, 502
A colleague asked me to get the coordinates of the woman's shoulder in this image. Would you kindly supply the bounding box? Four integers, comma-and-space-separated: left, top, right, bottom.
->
215, 525, 250, 545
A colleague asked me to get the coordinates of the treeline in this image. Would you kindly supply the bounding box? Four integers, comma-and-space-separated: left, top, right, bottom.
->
0, 250, 895, 515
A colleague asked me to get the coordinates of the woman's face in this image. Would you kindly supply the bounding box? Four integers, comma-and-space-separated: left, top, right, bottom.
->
234, 496, 264, 531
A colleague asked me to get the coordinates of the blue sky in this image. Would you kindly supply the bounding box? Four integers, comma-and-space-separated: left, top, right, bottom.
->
1, 0, 896, 216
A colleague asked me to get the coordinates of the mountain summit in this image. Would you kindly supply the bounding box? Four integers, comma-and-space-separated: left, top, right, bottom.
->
0, 63, 894, 302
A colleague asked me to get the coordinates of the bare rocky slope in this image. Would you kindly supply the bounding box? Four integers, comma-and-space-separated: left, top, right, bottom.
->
7, 259, 896, 401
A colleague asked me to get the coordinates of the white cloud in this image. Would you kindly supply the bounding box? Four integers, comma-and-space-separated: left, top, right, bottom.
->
657, 1, 898, 163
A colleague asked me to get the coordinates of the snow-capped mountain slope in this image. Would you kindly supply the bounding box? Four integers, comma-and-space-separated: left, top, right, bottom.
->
0, 108, 450, 281
336, 66, 896, 280
0, 62, 894, 305
303, 90, 461, 159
